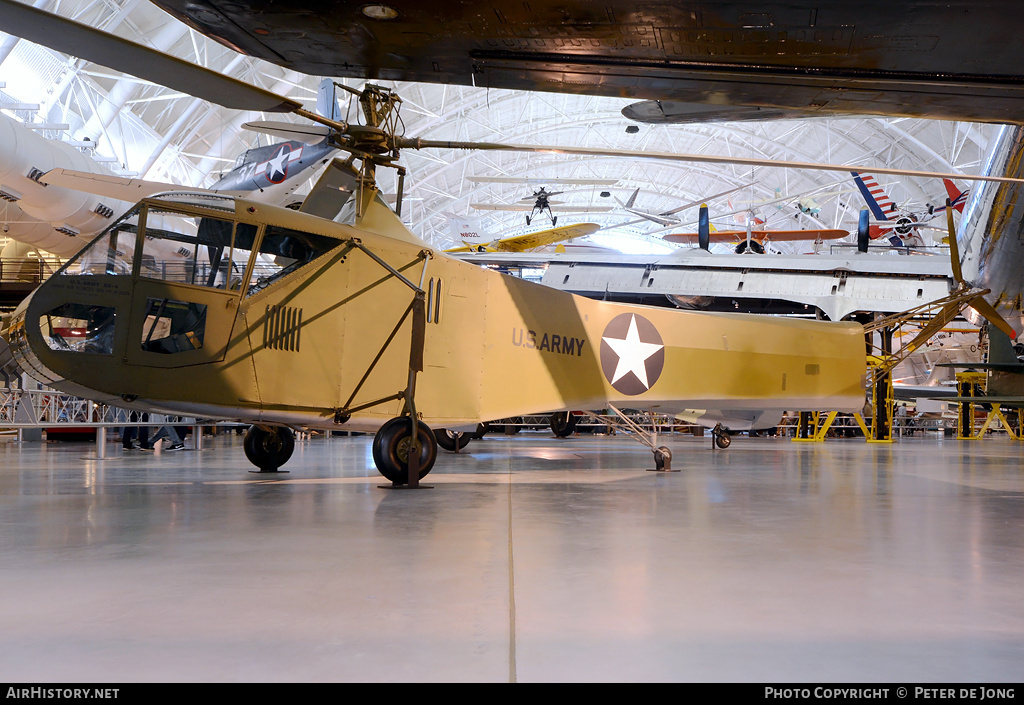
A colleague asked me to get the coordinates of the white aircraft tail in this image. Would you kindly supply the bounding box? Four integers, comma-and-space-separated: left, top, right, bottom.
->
316, 78, 344, 121
446, 214, 489, 247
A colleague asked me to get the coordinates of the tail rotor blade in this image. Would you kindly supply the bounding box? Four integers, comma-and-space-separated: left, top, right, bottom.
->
698, 204, 710, 251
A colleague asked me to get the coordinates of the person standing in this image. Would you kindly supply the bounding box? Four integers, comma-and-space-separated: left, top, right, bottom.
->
121, 411, 151, 450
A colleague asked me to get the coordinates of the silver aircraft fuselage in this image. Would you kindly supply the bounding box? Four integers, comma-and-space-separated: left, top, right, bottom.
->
959, 125, 1024, 336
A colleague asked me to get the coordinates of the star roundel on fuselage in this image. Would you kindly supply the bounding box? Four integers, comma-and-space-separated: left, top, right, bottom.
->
599, 313, 665, 395
265, 143, 295, 184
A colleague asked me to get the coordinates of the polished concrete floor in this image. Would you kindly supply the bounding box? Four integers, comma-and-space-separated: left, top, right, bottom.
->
0, 428, 1022, 683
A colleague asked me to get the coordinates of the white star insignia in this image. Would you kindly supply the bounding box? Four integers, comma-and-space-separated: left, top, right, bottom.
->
265, 149, 290, 181
601, 314, 664, 389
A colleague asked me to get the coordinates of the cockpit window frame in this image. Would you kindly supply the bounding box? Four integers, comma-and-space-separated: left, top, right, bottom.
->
55, 195, 347, 294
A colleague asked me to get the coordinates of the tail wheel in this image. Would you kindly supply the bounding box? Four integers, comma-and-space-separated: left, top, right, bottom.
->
243, 425, 295, 471
714, 429, 732, 449
372, 417, 437, 484
550, 411, 578, 437
434, 427, 471, 452
471, 422, 491, 439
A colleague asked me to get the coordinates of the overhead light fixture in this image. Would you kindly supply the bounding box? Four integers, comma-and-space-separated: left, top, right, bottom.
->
625, 125, 640, 134
600, 191, 611, 198
362, 4, 399, 20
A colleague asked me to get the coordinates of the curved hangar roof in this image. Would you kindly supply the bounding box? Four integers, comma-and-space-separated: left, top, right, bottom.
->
0, 0, 998, 255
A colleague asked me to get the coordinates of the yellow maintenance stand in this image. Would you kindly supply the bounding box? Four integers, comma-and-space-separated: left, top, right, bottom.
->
793, 287, 992, 444
954, 370, 1023, 440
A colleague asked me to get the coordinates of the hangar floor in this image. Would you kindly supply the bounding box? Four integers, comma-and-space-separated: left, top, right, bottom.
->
0, 430, 1022, 683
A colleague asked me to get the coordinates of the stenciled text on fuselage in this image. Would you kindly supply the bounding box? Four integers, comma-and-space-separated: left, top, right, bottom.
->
512, 328, 586, 357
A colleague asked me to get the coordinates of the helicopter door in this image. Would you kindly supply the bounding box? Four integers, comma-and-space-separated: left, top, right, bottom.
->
121, 212, 255, 368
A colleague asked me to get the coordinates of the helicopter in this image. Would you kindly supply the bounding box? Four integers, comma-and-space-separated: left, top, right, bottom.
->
1, 4, 1016, 484
4, 81, 870, 483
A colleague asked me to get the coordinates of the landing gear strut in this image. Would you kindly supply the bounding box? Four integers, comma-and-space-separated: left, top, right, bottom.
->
579, 404, 678, 472
244, 425, 295, 472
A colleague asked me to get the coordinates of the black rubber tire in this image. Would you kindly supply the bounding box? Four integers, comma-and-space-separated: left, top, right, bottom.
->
372, 417, 437, 484
714, 431, 732, 449
550, 411, 578, 437
734, 240, 765, 254
471, 422, 491, 439
243, 425, 295, 471
434, 427, 471, 452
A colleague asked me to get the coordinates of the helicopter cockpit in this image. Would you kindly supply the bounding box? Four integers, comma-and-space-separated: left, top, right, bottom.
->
8, 193, 343, 398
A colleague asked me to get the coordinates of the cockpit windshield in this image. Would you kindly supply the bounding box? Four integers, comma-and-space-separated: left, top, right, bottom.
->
53, 199, 343, 293
54, 206, 141, 277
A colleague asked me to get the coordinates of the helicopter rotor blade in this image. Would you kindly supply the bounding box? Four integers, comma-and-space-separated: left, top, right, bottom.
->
242, 121, 336, 144
396, 138, 1024, 186
0, 0, 302, 113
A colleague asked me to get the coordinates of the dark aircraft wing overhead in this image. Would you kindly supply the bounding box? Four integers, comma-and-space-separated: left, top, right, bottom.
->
0, 0, 301, 113
621, 101, 860, 124
148, 0, 1024, 125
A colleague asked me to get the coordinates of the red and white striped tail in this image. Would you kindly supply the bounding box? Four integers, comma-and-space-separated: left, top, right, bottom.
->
859, 174, 895, 216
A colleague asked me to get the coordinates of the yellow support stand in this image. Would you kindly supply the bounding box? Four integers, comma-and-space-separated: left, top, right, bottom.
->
866, 356, 894, 443
965, 406, 1021, 440
792, 411, 840, 442
956, 371, 987, 440
853, 412, 870, 437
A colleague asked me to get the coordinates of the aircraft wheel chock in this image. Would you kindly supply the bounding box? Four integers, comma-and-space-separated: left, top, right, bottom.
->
243, 425, 295, 471
373, 417, 437, 484
714, 429, 732, 449
433, 427, 471, 452
550, 411, 578, 437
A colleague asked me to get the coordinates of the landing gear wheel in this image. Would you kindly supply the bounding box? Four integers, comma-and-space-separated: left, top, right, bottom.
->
471, 422, 490, 439
550, 411, 578, 437
652, 446, 675, 472
434, 427, 471, 452
734, 240, 765, 254
372, 417, 437, 484
243, 425, 295, 472
713, 427, 732, 449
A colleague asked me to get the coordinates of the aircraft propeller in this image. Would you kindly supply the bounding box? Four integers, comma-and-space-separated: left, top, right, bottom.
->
944, 200, 1018, 339
857, 210, 871, 253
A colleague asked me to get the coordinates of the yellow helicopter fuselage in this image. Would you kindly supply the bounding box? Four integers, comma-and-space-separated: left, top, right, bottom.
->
7, 190, 867, 434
